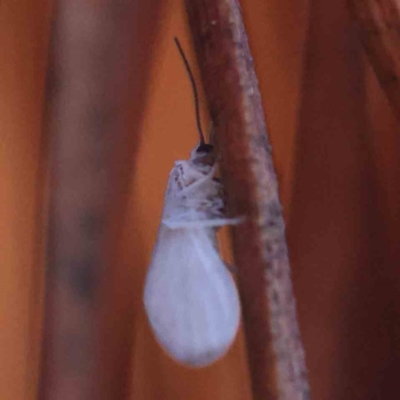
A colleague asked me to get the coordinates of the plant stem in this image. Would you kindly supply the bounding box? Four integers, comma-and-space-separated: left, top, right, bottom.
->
186, 1, 310, 399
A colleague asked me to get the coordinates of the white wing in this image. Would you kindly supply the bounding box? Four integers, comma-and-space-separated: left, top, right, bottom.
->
143, 225, 240, 367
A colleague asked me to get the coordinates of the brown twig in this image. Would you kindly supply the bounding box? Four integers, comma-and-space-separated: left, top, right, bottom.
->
348, 0, 400, 120
38, 1, 162, 399
185, 1, 310, 399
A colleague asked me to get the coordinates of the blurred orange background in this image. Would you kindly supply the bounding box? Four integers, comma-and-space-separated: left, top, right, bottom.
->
1, 0, 400, 399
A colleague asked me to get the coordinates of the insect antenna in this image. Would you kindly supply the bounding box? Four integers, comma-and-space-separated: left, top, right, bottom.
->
174, 37, 206, 146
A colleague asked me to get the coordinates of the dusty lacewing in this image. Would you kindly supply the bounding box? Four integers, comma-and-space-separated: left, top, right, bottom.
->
143, 38, 242, 367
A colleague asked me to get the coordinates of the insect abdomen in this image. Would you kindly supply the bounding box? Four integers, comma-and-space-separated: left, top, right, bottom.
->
144, 227, 240, 367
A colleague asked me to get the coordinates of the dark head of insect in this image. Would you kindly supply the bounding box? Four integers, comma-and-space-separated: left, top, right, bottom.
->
193, 143, 215, 167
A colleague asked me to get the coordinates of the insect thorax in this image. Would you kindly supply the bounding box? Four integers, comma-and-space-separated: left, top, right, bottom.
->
161, 158, 226, 225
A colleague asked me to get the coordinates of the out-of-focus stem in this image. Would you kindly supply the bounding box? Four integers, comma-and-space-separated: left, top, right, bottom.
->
348, 0, 400, 120
39, 1, 162, 399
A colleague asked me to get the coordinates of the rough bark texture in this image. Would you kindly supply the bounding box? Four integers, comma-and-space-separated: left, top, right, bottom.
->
186, 1, 310, 399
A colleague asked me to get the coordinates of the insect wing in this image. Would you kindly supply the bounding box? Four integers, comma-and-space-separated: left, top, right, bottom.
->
144, 226, 240, 367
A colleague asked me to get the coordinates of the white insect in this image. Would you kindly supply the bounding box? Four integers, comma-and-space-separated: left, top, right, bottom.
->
143, 38, 242, 368
143, 142, 242, 367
